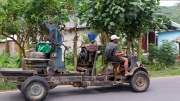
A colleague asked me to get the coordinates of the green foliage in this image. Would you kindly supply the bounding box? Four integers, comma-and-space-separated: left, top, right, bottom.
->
79, 0, 170, 35
96, 57, 103, 73
148, 63, 165, 71
65, 47, 74, 71
0, 79, 17, 91
147, 40, 178, 69
158, 40, 178, 67
80, 34, 89, 44
148, 63, 180, 77
141, 56, 149, 65
148, 43, 159, 62
0, 53, 21, 68
158, 3, 180, 24
0, 0, 70, 57
0, 52, 9, 65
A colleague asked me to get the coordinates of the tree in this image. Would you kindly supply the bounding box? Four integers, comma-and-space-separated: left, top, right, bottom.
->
0, 0, 69, 58
78, 0, 170, 62
65, 0, 82, 70
0, 0, 28, 57
158, 3, 180, 24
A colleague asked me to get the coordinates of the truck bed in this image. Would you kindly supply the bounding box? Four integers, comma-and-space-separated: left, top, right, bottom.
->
0, 68, 37, 77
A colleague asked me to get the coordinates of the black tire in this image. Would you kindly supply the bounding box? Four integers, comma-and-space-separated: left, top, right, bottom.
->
21, 76, 50, 101
129, 71, 150, 92
80, 48, 88, 62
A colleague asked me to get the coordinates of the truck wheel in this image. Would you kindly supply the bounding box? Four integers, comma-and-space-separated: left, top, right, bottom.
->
129, 71, 150, 92
21, 76, 50, 101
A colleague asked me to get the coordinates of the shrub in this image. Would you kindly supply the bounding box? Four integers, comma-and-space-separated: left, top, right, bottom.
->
65, 47, 74, 71
147, 40, 178, 69
147, 43, 159, 62
158, 40, 178, 67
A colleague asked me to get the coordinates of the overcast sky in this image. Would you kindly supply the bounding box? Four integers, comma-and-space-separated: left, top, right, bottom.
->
160, 1, 180, 7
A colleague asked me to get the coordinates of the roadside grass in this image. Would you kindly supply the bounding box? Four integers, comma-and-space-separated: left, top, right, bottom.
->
0, 79, 17, 91
149, 63, 180, 77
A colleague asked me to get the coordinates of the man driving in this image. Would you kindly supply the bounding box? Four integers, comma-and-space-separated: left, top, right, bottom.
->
105, 35, 132, 76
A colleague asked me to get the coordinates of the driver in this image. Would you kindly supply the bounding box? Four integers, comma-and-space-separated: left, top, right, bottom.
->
105, 35, 132, 76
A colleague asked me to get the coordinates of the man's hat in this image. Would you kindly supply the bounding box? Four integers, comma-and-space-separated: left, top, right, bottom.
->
110, 35, 120, 40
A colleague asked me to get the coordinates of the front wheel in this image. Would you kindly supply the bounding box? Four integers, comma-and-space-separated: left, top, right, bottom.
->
129, 71, 150, 92
21, 76, 50, 101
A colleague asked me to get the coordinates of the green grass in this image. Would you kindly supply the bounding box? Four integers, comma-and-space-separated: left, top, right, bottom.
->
0, 79, 17, 91
148, 64, 180, 77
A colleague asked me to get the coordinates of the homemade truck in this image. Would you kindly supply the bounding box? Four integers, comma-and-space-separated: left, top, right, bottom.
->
0, 17, 150, 101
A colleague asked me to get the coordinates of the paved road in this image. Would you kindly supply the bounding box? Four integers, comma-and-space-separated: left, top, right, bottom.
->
0, 76, 180, 101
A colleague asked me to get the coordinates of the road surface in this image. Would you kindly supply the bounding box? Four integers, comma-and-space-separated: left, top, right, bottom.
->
0, 76, 180, 101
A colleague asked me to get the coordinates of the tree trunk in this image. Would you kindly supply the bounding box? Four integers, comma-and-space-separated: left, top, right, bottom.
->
25, 37, 30, 57
5, 37, 10, 54
100, 31, 109, 65
138, 37, 142, 62
131, 46, 135, 55
17, 36, 22, 58
126, 39, 131, 55
73, 27, 78, 71
131, 38, 136, 55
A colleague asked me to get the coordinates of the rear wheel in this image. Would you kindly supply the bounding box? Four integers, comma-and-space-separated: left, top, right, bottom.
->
21, 76, 49, 101
129, 71, 150, 92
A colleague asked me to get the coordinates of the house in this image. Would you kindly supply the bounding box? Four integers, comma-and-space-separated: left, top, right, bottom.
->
175, 36, 180, 59
62, 21, 92, 51
142, 21, 180, 52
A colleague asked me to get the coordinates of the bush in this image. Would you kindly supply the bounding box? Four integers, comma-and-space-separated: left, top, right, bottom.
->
141, 56, 149, 65
147, 40, 178, 69
148, 43, 159, 62
158, 40, 178, 67
65, 47, 74, 71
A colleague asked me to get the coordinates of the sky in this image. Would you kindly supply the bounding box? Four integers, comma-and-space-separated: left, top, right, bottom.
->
160, 1, 180, 7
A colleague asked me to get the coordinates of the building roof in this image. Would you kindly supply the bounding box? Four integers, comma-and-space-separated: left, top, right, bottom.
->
64, 22, 87, 29
0, 35, 17, 42
171, 21, 180, 30
175, 36, 180, 43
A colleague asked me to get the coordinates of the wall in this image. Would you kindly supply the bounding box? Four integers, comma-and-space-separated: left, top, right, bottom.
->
158, 30, 180, 50
62, 28, 93, 52
0, 41, 17, 54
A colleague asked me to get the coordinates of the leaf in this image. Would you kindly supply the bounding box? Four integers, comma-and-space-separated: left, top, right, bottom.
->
119, 13, 125, 18
115, 10, 120, 14
102, 13, 106, 17
104, 18, 110, 26
120, 8, 125, 12
110, 22, 115, 26
0, 53, 9, 64
108, 25, 112, 30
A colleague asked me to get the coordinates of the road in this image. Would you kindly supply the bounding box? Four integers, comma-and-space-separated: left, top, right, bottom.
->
0, 76, 180, 101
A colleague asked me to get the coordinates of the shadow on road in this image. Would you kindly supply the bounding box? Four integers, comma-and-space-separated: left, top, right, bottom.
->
47, 84, 133, 100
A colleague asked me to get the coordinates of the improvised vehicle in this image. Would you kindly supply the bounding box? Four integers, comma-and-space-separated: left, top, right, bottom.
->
0, 12, 150, 101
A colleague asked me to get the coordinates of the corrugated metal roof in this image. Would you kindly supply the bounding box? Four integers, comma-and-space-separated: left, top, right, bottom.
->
171, 21, 180, 29
0, 35, 17, 42
175, 36, 180, 43
64, 22, 87, 29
